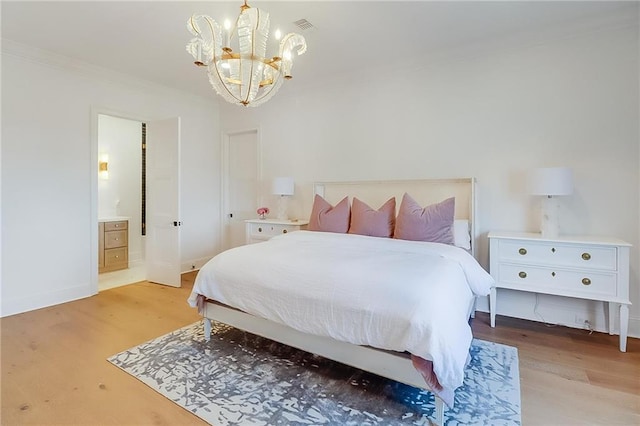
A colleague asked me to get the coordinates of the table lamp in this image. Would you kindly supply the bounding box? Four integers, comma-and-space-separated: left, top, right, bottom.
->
530, 167, 573, 238
272, 177, 294, 220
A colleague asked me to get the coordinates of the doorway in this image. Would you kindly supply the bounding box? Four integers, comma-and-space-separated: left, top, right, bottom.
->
97, 114, 146, 291
222, 129, 260, 250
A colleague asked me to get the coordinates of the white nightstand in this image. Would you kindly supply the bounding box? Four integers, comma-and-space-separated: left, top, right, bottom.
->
488, 231, 631, 352
245, 219, 309, 244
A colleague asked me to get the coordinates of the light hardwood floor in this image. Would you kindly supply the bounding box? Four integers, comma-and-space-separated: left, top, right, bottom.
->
1, 272, 638, 425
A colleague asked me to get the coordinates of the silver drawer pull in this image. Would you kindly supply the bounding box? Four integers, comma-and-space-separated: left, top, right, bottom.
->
582, 278, 591, 285
282, 229, 288, 233
518, 271, 527, 279
582, 252, 591, 261
518, 248, 527, 255
258, 227, 262, 232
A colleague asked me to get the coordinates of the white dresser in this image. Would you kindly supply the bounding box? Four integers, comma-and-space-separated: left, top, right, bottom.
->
488, 231, 631, 352
245, 219, 309, 244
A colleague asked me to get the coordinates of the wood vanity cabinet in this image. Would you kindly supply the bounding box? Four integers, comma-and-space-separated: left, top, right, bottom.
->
99, 220, 129, 273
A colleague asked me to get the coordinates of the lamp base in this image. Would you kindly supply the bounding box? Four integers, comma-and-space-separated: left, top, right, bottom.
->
540, 196, 560, 238
276, 195, 289, 220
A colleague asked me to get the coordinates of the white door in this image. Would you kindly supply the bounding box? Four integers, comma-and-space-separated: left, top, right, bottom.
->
223, 129, 259, 249
146, 117, 181, 287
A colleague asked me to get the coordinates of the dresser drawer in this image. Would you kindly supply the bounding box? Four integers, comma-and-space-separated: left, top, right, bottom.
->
498, 240, 617, 271
105, 230, 128, 249
248, 222, 299, 238
497, 264, 617, 297
104, 247, 128, 267
105, 221, 128, 231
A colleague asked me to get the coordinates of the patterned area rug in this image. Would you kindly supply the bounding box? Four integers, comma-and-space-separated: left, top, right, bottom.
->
108, 321, 521, 425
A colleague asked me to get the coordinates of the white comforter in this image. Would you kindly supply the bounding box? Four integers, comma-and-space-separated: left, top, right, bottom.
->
188, 231, 493, 396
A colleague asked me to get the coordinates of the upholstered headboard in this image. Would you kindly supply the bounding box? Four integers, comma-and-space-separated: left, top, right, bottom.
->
313, 178, 478, 258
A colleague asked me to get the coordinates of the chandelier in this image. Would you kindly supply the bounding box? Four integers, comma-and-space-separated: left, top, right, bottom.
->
186, 1, 307, 107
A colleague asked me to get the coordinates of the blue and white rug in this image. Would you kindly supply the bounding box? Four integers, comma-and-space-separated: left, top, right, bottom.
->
108, 321, 521, 425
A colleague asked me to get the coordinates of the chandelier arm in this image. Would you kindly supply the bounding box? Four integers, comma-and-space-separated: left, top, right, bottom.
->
210, 63, 243, 104
242, 7, 261, 105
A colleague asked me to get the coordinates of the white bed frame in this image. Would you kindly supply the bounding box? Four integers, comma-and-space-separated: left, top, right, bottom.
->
202, 178, 478, 425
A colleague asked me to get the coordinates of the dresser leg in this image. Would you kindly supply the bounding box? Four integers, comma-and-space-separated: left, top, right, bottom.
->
619, 304, 629, 352
490, 287, 497, 327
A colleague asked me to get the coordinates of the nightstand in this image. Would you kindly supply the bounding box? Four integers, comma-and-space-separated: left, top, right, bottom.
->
245, 219, 309, 244
488, 231, 631, 352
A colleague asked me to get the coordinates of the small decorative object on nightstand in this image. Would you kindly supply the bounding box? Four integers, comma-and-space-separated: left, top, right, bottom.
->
245, 219, 309, 244
256, 207, 269, 220
488, 231, 631, 352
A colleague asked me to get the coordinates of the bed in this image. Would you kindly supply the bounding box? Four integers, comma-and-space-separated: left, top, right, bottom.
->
187, 178, 493, 425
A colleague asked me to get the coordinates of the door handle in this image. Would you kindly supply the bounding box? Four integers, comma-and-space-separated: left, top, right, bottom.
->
173, 221, 182, 227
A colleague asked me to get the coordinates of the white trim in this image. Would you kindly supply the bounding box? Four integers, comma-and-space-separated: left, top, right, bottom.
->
220, 127, 262, 251
181, 256, 213, 274
2, 284, 92, 318
90, 107, 152, 295
476, 295, 640, 339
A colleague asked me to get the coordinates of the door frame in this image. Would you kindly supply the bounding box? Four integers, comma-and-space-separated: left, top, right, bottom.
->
90, 106, 151, 295
220, 127, 262, 250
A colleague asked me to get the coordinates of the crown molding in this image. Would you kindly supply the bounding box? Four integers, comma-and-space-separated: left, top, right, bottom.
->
1, 38, 217, 106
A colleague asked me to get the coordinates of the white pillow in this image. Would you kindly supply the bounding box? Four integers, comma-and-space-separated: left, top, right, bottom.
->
453, 220, 471, 250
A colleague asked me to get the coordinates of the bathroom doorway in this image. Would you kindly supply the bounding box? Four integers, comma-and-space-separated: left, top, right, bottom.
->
97, 114, 146, 290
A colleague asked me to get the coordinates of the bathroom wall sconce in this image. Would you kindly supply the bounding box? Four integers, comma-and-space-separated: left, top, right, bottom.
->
99, 154, 109, 180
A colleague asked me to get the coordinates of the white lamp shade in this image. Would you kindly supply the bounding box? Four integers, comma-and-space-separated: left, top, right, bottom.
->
272, 177, 294, 196
529, 167, 573, 196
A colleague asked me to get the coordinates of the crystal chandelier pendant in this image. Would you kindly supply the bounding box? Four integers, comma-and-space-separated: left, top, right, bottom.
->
186, 1, 307, 107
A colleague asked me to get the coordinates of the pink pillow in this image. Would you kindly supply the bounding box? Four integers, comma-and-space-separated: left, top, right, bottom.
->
394, 193, 455, 244
308, 195, 351, 233
348, 197, 396, 238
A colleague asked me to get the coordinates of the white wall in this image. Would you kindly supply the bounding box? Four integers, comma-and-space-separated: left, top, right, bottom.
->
220, 25, 640, 337
98, 114, 144, 264
1, 42, 222, 317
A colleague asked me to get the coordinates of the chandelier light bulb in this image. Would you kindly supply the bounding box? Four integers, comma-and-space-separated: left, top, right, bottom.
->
186, 1, 307, 107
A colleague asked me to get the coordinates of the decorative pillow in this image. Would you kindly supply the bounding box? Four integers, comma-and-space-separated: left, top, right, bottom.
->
348, 197, 396, 238
394, 193, 455, 245
454, 219, 472, 250
308, 195, 351, 233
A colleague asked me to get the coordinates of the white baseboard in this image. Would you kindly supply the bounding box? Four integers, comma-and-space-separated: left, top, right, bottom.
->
475, 293, 640, 339
1, 283, 92, 318
181, 256, 213, 274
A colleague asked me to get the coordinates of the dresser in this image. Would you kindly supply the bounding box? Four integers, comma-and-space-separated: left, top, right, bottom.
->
488, 231, 631, 352
245, 219, 309, 244
99, 219, 129, 273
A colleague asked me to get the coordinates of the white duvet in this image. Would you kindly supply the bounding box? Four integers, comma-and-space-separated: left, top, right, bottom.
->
188, 230, 494, 396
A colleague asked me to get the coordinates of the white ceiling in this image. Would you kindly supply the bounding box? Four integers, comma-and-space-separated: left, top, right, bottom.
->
2, 1, 636, 99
